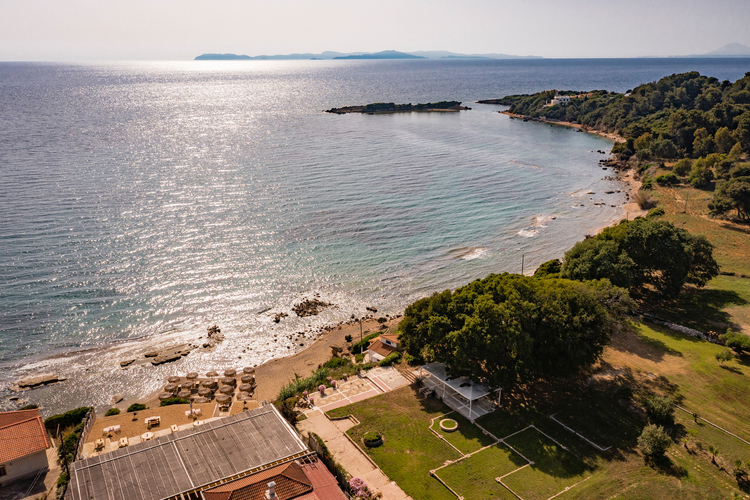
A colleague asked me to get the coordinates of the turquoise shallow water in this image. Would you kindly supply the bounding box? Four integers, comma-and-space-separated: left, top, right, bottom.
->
1, 58, 749, 413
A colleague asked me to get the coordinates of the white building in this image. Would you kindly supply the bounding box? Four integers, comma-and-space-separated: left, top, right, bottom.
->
0, 409, 52, 486
366, 333, 399, 362
550, 94, 571, 106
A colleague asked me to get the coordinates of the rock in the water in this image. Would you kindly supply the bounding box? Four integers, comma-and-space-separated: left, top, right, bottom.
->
144, 351, 159, 358
152, 352, 181, 365
110, 394, 124, 405
120, 359, 135, 367
366, 306, 378, 313
273, 312, 288, 323
292, 299, 332, 317
15, 374, 65, 389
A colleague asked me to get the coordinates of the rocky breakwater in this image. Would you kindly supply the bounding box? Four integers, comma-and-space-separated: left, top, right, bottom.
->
12, 373, 67, 391
293, 298, 333, 317
326, 101, 470, 114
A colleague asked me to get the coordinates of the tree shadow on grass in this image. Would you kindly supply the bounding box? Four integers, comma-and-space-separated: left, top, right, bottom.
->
648, 454, 688, 478
720, 364, 744, 375
610, 326, 681, 363
644, 287, 747, 333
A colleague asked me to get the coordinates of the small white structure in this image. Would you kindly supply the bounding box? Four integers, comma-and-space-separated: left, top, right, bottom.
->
550, 94, 571, 106
419, 362, 499, 422
366, 333, 399, 362
0, 409, 52, 486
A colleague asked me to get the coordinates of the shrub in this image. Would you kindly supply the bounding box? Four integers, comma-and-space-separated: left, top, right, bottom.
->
350, 477, 373, 499
721, 331, 750, 353
277, 367, 331, 401
344, 334, 352, 342
378, 351, 402, 367
323, 357, 350, 369
647, 207, 665, 218
641, 177, 654, 190
656, 173, 679, 185
104, 408, 121, 417
673, 158, 692, 176
716, 349, 734, 364
18, 403, 39, 410
634, 190, 657, 209
160, 397, 189, 407
644, 395, 675, 424
351, 332, 381, 354
126, 403, 147, 412
363, 431, 382, 443
355, 353, 365, 363
638, 424, 672, 459
44, 407, 92, 432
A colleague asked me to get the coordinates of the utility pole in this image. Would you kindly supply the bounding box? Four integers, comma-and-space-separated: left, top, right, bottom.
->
521, 254, 525, 275
684, 191, 689, 213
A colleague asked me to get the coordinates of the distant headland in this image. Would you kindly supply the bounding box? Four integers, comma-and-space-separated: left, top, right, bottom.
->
194, 50, 543, 61
325, 101, 470, 114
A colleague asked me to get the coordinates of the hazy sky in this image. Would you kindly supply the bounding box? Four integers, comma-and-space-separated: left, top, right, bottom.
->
1, 0, 749, 61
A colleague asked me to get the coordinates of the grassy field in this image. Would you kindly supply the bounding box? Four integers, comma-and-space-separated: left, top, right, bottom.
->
643, 182, 750, 334
430, 412, 496, 454
436, 444, 521, 500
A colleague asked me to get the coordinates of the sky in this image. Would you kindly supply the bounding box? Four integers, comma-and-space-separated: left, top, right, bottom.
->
1, 0, 749, 61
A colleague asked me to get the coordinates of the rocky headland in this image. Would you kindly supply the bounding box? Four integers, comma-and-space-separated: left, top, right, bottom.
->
326, 101, 470, 114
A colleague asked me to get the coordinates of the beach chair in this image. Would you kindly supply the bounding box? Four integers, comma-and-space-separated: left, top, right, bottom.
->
171, 424, 179, 433
118, 437, 128, 448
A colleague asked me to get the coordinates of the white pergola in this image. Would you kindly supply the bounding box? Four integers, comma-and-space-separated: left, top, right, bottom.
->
419, 362, 499, 422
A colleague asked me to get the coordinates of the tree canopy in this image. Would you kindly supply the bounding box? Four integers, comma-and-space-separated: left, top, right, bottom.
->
498, 72, 750, 160
399, 274, 631, 391
560, 217, 719, 298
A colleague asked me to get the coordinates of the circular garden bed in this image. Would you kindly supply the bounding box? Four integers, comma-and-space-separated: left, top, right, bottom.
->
439, 418, 459, 432
362, 431, 383, 448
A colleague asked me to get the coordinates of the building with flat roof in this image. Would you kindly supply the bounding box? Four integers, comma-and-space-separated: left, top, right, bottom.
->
0, 409, 52, 486
65, 405, 313, 500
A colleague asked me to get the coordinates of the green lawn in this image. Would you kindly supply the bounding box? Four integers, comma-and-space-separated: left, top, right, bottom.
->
437, 443, 523, 500
502, 428, 592, 500
327, 386, 459, 500
430, 412, 497, 454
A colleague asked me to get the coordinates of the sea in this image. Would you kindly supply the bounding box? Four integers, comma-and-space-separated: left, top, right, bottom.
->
2, 57, 749, 415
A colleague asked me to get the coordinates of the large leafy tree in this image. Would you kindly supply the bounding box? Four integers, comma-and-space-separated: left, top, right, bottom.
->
709, 176, 750, 220
561, 218, 719, 298
400, 274, 630, 391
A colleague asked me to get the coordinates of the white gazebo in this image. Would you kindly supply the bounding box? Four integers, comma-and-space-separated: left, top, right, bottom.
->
419, 362, 499, 422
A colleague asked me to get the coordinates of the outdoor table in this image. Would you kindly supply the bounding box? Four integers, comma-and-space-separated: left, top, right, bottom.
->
141, 432, 154, 441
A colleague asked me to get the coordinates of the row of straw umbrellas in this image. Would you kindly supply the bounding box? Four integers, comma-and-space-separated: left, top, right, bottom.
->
158, 367, 257, 405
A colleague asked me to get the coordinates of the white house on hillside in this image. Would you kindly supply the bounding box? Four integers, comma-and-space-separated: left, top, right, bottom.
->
367, 333, 399, 362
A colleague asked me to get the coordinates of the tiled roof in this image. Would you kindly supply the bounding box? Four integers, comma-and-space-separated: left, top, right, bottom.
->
367, 339, 396, 358
203, 458, 347, 500
0, 409, 52, 463
380, 334, 399, 343
203, 461, 312, 500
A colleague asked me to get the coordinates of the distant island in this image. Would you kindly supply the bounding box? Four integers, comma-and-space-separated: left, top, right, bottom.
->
194, 50, 542, 61
326, 101, 469, 114
332, 50, 424, 60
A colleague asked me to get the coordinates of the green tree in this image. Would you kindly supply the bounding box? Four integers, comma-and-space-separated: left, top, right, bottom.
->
126, 403, 147, 412
104, 408, 121, 417
561, 218, 719, 298
672, 158, 692, 176
689, 157, 714, 188
714, 127, 735, 154
644, 395, 675, 424
399, 274, 631, 392
638, 424, 672, 460
693, 128, 715, 158
533, 258, 562, 278
716, 349, 734, 365
709, 177, 750, 219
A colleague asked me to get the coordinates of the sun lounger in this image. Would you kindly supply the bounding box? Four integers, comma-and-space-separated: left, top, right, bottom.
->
171, 424, 179, 432
118, 437, 128, 448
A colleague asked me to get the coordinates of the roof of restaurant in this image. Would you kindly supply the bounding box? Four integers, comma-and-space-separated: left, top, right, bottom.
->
203, 458, 347, 500
0, 409, 52, 463
420, 362, 494, 400
65, 405, 309, 500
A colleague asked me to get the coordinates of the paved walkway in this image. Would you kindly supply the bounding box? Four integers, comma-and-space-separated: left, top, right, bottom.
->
297, 411, 413, 500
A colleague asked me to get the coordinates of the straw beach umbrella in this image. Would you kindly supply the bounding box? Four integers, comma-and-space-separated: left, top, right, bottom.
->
158, 392, 173, 401
177, 390, 191, 399
238, 383, 253, 393
201, 380, 217, 388
224, 368, 236, 377
240, 374, 254, 384
206, 370, 219, 377
218, 385, 233, 394
193, 397, 208, 404
198, 388, 212, 398
168, 376, 181, 383
186, 372, 199, 380
215, 394, 231, 404
220, 377, 236, 386
243, 367, 255, 374
164, 383, 178, 393
237, 392, 253, 401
